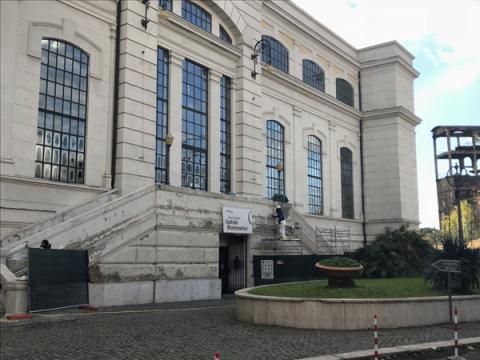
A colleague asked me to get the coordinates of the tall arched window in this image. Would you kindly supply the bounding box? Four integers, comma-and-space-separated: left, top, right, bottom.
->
36, 39, 89, 183
340, 147, 354, 219
182, 59, 208, 190
308, 136, 323, 215
336, 78, 354, 107
261, 35, 289, 74
182, 0, 211, 33
266, 120, 284, 199
302, 60, 325, 92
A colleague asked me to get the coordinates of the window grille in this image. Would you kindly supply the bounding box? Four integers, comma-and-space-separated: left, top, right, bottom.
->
182, 0, 211, 32
266, 120, 285, 199
220, 76, 231, 193
261, 35, 289, 74
308, 136, 323, 215
156, 47, 169, 183
340, 147, 354, 219
336, 78, 354, 106
302, 60, 325, 92
219, 25, 232, 44
36, 39, 88, 184
182, 59, 208, 190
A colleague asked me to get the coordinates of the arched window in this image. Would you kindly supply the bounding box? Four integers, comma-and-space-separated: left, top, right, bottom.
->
336, 78, 354, 106
219, 25, 232, 44
182, 59, 208, 190
156, 47, 169, 184
266, 120, 284, 199
340, 147, 354, 219
308, 136, 323, 215
158, 0, 172, 11
35, 39, 89, 183
261, 35, 289, 74
182, 0, 211, 33
302, 60, 325, 92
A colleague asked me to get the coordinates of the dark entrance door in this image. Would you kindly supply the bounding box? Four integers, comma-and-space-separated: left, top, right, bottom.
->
219, 235, 247, 293
219, 246, 229, 293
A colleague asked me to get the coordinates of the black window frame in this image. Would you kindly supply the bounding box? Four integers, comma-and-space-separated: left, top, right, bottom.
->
219, 25, 232, 44
182, 59, 209, 191
220, 76, 231, 193
340, 147, 354, 219
302, 59, 325, 92
261, 35, 289, 74
336, 78, 354, 107
266, 120, 285, 199
35, 38, 89, 184
307, 136, 323, 215
158, 0, 172, 11
156, 47, 169, 184
182, 0, 212, 33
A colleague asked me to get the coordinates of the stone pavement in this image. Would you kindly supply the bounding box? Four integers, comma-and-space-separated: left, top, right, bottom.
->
1, 296, 480, 360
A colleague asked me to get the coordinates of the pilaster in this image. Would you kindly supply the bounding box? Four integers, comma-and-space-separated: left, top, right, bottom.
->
115, 0, 158, 194
328, 122, 338, 217
208, 70, 222, 193
168, 52, 184, 187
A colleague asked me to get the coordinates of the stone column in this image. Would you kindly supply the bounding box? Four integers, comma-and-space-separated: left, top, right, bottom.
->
208, 70, 222, 193
167, 52, 184, 187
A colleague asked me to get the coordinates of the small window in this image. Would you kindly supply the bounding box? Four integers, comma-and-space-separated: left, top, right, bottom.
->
336, 78, 354, 107
158, 0, 172, 11
261, 35, 289, 74
340, 147, 354, 219
303, 60, 325, 92
182, 0, 211, 33
219, 25, 232, 44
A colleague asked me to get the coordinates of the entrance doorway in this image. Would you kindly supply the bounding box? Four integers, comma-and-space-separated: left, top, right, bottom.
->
219, 234, 247, 293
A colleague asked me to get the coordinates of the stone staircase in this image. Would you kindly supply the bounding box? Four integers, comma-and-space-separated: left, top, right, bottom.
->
1, 185, 157, 276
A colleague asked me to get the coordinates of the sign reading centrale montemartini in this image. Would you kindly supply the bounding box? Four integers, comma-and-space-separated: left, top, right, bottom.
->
223, 206, 253, 234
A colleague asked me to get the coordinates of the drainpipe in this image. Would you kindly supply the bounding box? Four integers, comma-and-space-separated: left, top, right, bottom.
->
358, 71, 367, 247
111, 0, 121, 189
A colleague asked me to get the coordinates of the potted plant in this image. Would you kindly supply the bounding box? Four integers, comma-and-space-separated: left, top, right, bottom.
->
315, 256, 363, 288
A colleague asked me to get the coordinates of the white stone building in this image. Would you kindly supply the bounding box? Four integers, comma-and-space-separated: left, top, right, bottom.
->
0, 0, 421, 309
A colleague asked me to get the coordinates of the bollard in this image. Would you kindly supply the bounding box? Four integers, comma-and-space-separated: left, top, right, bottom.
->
373, 314, 379, 360
448, 308, 466, 360
213, 351, 220, 360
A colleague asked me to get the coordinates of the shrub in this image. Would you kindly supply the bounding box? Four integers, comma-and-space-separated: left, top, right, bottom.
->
353, 225, 434, 278
318, 256, 361, 268
426, 237, 480, 293
272, 193, 289, 203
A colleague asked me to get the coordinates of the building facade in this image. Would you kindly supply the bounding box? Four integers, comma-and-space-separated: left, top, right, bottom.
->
1, 0, 421, 308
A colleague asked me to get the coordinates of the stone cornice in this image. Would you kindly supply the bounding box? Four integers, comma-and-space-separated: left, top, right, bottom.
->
59, 0, 116, 25
263, 1, 360, 68
159, 11, 242, 61
0, 175, 109, 193
360, 56, 419, 78
362, 106, 422, 127
262, 65, 362, 120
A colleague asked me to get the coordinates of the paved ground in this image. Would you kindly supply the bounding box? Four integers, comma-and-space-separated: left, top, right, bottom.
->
1, 297, 480, 360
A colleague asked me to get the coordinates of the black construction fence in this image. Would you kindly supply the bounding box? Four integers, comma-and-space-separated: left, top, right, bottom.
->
28, 248, 89, 312
253, 254, 352, 286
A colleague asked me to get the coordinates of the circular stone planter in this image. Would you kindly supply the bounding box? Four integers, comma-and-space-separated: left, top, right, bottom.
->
235, 286, 480, 330
315, 262, 363, 287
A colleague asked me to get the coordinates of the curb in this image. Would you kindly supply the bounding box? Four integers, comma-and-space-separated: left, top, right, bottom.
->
297, 337, 480, 360
5, 313, 33, 320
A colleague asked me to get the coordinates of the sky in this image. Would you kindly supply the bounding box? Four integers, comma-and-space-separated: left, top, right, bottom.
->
292, 0, 480, 229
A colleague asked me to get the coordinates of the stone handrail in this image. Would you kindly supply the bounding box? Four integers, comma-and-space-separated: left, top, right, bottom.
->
1, 189, 118, 250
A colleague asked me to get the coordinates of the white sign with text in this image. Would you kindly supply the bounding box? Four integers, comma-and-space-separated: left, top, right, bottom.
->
223, 206, 253, 234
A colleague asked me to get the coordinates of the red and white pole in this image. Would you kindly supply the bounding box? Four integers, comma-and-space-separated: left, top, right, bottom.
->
454, 308, 459, 358
373, 314, 379, 360
213, 351, 221, 360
